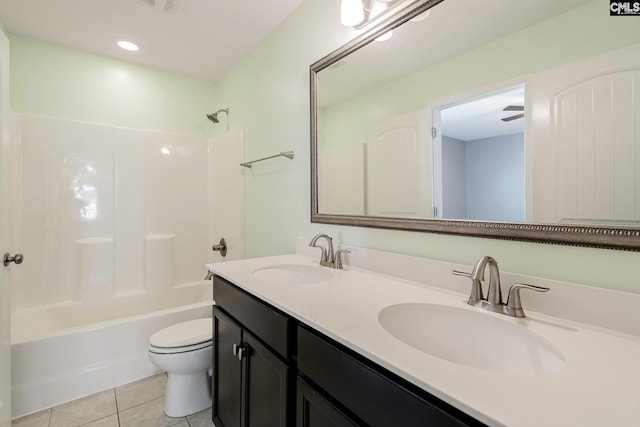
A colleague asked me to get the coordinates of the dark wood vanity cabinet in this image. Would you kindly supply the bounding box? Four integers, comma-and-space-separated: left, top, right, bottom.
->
213, 276, 292, 427
297, 326, 484, 427
213, 275, 484, 427
213, 308, 243, 427
297, 378, 358, 427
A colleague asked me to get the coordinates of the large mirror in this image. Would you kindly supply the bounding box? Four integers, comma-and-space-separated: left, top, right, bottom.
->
311, 0, 640, 250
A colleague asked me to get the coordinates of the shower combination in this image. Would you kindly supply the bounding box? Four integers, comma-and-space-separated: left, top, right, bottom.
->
206, 108, 229, 124
206, 107, 295, 168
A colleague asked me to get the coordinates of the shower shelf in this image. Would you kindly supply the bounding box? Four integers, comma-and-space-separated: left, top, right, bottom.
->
240, 151, 295, 168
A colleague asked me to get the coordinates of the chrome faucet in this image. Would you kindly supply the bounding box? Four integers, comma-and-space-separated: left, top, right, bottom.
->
471, 255, 503, 306
453, 255, 549, 318
309, 233, 334, 267
308, 234, 350, 269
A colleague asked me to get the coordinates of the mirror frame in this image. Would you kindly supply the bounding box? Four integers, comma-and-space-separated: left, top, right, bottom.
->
310, 0, 640, 251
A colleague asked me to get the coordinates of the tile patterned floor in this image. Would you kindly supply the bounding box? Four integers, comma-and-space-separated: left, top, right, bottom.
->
12, 373, 215, 427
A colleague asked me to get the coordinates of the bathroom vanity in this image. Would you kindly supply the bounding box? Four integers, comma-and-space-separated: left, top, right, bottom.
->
208, 249, 640, 427
212, 274, 478, 427
212, 276, 290, 426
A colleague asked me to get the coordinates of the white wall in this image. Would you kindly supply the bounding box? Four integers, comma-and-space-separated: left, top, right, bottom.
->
0, 21, 12, 427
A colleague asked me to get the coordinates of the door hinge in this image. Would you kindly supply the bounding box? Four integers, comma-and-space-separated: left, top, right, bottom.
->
433, 206, 438, 217
431, 127, 436, 138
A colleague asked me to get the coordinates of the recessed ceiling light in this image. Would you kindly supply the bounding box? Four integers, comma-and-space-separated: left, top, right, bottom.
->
117, 40, 139, 52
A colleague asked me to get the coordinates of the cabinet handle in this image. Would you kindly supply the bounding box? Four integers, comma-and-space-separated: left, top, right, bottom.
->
233, 343, 245, 360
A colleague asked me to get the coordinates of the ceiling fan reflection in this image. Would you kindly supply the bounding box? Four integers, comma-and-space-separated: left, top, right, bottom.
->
501, 105, 524, 122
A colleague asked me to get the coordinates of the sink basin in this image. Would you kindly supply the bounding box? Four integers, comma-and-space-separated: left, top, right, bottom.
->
252, 264, 333, 284
378, 303, 565, 376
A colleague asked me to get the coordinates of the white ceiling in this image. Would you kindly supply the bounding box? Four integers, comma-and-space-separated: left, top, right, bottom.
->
440, 85, 524, 142
0, 0, 304, 82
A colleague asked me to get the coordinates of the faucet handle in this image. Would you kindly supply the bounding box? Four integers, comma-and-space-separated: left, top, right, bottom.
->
452, 270, 471, 278
334, 249, 351, 269
452, 270, 484, 304
506, 283, 550, 318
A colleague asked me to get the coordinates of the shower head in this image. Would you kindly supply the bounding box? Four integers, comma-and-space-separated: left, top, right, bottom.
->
206, 108, 229, 124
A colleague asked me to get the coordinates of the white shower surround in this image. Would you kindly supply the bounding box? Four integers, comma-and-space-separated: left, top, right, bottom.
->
10, 114, 215, 310
9, 114, 243, 417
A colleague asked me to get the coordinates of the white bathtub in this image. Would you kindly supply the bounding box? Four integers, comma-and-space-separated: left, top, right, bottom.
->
11, 282, 214, 418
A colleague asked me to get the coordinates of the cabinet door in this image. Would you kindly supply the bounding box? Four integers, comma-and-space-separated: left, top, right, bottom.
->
213, 307, 243, 427
242, 331, 290, 427
298, 326, 481, 427
297, 378, 358, 427
214, 275, 290, 359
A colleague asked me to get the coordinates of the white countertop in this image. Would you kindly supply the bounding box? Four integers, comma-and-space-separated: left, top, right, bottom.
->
208, 254, 640, 427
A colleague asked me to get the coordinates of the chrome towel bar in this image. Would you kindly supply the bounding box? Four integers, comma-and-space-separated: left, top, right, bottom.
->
240, 151, 294, 168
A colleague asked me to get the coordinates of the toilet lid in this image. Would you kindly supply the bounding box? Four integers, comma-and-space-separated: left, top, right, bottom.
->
149, 318, 212, 349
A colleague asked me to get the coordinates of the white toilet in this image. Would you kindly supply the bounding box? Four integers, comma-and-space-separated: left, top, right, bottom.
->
148, 318, 213, 417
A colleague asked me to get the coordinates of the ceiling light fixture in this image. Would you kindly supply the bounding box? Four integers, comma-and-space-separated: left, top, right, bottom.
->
340, 0, 365, 26
340, 0, 400, 29
117, 40, 139, 51
340, 0, 430, 32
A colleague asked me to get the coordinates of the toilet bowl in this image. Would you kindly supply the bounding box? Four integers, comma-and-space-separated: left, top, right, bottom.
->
148, 318, 213, 417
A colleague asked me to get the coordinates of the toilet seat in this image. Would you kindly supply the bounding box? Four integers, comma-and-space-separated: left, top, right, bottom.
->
148, 318, 212, 354
149, 341, 211, 354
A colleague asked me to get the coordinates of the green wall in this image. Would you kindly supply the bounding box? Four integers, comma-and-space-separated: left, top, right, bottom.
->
321, 1, 640, 154
10, 35, 216, 136
8, 1, 640, 294
212, 0, 640, 294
